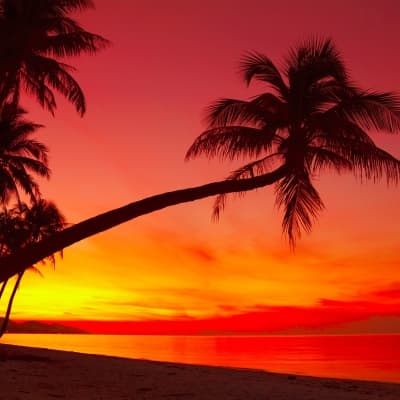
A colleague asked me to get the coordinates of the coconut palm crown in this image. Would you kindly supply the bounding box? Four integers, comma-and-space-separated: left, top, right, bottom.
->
186, 38, 400, 246
0, 0, 109, 115
0, 104, 50, 204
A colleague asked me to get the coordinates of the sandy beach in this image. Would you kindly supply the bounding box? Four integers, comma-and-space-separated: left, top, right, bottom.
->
0, 344, 399, 399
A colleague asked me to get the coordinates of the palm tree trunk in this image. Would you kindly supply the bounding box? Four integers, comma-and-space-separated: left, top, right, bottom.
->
0, 166, 287, 283
0, 242, 6, 298
0, 272, 23, 337
0, 279, 7, 299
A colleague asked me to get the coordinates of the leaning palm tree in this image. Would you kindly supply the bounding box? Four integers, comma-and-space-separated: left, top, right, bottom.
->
0, 104, 50, 205
0, 199, 65, 336
0, 37, 399, 282
0, 0, 109, 115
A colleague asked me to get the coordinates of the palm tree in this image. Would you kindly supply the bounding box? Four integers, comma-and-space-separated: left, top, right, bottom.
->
186, 38, 400, 246
0, 205, 29, 336
0, 0, 109, 115
0, 38, 399, 283
0, 104, 50, 204
0, 199, 65, 336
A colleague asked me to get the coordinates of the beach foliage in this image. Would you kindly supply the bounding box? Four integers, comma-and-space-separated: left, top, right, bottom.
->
0, 200, 65, 336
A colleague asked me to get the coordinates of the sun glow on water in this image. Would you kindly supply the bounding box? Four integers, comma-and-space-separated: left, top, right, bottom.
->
3, 334, 400, 383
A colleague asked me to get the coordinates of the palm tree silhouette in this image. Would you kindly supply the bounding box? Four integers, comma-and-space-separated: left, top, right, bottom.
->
186, 38, 400, 246
0, 38, 399, 283
0, 0, 109, 114
0, 104, 50, 204
0, 199, 65, 336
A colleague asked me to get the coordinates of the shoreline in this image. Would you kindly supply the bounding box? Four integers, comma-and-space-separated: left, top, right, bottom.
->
1, 344, 400, 399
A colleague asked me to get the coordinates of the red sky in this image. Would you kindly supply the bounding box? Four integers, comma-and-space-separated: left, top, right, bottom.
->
3, 0, 400, 334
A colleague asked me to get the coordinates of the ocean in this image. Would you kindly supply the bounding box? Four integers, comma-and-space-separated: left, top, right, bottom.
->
2, 333, 399, 383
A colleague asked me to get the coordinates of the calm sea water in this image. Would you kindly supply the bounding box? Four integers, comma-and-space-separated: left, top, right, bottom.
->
2, 334, 400, 383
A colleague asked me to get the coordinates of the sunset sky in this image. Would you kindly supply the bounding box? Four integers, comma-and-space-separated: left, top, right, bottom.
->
3, 0, 400, 334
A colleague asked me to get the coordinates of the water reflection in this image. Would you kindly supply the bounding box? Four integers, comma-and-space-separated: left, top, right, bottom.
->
3, 334, 400, 383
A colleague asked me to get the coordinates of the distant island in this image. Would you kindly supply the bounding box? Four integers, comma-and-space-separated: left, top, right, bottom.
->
4, 315, 400, 335
3, 320, 87, 334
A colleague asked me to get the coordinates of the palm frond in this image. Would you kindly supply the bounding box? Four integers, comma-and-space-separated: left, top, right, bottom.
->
45, 65, 86, 116
311, 109, 376, 145
204, 98, 265, 128
41, 31, 110, 57
0, 104, 49, 204
312, 109, 400, 183
26, 265, 43, 278
212, 153, 283, 220
2, 123, 44, 142
43, 15, 83, 33
0, 168, 21, 204
7, 140, 49, 163
21, 70, 57, 114
185, 126, 275, 161
275, 173, 324, 248
232, 153, 283, 179
0, 106, 43, 139
26, 56, 86, 115
285, 37, 348, 87
6, 164, 41, 202
3, 0, 95, 16
5, 155, 50, 178
212, 193, 227, 221
0, 109, 44, 135
57, 0, 95, 12
306, 146, 352, 174
324, 139, 400, 184
329, 90, 400, 133
240, 51, 288, 97
305, 81, 358, 116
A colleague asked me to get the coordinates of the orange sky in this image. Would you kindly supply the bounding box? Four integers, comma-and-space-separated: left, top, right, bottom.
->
2, 0, 400, 334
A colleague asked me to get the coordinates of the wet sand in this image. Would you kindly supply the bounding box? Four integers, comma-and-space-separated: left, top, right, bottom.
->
1, 343, 399, 399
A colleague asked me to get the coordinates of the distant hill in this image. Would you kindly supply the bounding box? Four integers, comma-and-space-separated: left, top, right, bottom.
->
274, 316, 400, 336
3, 320, 87, 334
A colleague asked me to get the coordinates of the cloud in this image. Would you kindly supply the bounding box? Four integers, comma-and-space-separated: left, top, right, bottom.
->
44, 295, 400, 335
184, 245, 217, 263
368, 282, 400, 300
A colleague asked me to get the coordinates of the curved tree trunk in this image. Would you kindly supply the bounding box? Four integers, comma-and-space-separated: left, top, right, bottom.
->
0, 271, 23, 337
0, 167, 287, 283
